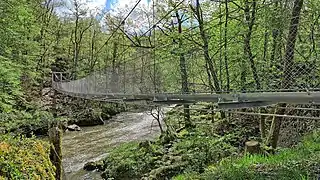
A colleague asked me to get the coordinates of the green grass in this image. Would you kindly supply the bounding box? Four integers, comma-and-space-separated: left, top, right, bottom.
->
174, 130, 320, 180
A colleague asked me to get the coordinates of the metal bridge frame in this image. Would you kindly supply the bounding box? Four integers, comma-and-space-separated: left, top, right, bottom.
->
52, 72, 320, 109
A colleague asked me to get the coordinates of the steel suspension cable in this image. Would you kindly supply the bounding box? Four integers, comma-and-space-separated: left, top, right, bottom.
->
140, 0, 185, 37
96, 0, 142, 54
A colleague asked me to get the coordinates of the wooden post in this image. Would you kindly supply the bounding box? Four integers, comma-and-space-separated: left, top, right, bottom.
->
245, 140, 260, 154
49, 126, 62, 180
210, 105, 215, 123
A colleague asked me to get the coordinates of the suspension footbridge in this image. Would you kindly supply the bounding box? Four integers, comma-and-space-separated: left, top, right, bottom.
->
51, 0, 320, 119
52, 68, 320, 109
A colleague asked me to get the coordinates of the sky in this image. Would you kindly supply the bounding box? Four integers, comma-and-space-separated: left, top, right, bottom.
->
54, 0, 192, 34
54, 0, 153, 31
54, 0, 151, 15
105, 0, 149, 11
53, 0, 154, 34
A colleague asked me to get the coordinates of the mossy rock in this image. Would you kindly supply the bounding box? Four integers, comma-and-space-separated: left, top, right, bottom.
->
83, 161, 103, 171
148, 162, 188, 179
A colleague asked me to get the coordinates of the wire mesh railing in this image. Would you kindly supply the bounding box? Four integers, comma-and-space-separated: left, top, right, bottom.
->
52, 0, 320, 105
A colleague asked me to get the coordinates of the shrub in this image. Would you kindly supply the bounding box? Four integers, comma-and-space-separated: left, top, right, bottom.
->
188, 130, 320, 180
100, 126, 237, 179
0, 110, 54, 136
101, 141, 163, 179
0, 56, 22, 113
172, 129, 236, 174
0, 135, 55, 179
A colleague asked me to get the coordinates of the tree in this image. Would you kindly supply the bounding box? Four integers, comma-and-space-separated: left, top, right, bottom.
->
175, 9, 191, 127
190, 0, 221, 92
243, 0, 260, 90
70, 0, 93, 77
268, 0, 304, 149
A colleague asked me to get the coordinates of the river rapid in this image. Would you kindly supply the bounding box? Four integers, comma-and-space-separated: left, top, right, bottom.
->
62, 107, 170, 180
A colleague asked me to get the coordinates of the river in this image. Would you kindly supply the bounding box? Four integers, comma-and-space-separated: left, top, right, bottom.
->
62, 107, 170, 180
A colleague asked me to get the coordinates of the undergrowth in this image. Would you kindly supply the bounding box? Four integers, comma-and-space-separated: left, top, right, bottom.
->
99, 126, 236, 179
96, 105, 320, 180
98, 105, 239, 179
175, 130, 320, 180
0, 135, 55, 179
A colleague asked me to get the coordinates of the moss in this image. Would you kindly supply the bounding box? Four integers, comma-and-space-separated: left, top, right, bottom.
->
99, 122, 236, 179
98, 106, 320, 180
101, 141, 161, 179
0, 135, 55, 179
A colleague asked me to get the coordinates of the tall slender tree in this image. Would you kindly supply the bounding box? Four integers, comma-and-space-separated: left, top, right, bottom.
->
268, 0, 304, 149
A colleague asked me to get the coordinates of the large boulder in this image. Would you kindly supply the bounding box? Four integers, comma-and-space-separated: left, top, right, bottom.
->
83, 161, 104, 171
67, 124, 81, 131
83, 162, 97, 171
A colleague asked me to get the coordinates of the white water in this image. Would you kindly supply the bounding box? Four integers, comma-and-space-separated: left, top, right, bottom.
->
62, 108, 171, 180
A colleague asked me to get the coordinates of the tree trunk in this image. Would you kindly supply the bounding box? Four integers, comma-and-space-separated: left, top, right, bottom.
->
191, 0, 221, 92
262, 30, 269, 86
110, 41, 118, 92
224, 0, 230, 91
240, 59, 247, 91
260, 107, 267, 141
73, 1, 79, 78
245, 140, 260, 154
176, 11, 191, 127
243, 0, 260, 90
49, 127, 62, 180
268, 0, 304, 149
282, 0, 303, 89
89, 29, 96, 71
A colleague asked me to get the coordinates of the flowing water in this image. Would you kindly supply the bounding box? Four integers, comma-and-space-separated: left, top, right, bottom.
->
62, 108, 170, 180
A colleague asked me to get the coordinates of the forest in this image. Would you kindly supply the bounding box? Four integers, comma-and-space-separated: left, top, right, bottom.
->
0, 0, 320, 179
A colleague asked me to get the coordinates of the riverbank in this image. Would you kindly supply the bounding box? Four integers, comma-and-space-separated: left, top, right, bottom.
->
1, 99, 126, 137
0, 97, 137, 180
1, 104, 319, 179
62, 108, 169, 179
88, 104, 320, 179
0, 105, 164, 180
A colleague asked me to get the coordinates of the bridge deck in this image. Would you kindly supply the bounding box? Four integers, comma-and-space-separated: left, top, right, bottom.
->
54, 82, 320, 109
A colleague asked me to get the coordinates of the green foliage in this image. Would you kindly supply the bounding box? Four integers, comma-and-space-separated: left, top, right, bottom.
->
0, 0, 39, 56
175, 130, 320, 180
0, 135, 55, 179
100, 106, 319, 180
0, 0, 319, 179
0, 0, 55, 135
0, 56, 55, 135
0, 56, 22, 113
99, 113, 236, 179
0, 110, 54, 135
101, 141, 163, 179
172, 129, 236, 174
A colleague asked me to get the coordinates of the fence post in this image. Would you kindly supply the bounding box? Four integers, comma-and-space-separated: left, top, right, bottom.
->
50, 76, 63, 179
49, 126, 63, 180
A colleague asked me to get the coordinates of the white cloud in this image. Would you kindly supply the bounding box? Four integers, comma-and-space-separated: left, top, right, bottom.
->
54, 0, 107, 17
54, 0, 151, 17
84, 0, 107, 10
108, 0, 151, 15
104, 0, 153, 33
54, 0, 154, 33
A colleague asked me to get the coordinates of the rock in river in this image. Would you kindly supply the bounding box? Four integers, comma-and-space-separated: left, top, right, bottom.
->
67, 124, 81, 131
83, 162, 97, 171
83, 161, 103, 171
